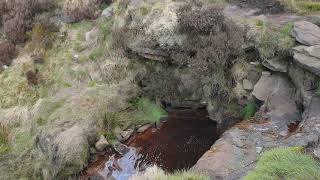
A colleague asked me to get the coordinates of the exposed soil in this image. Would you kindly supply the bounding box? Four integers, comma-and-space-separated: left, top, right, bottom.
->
228, 0, 285, 14
81, 108, 219, 180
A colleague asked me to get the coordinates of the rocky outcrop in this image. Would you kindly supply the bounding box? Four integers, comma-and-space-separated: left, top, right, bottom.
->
288, 63, 318, 107
193, 73, 301, 179
36, 124, 92, 178
262, 58, 288, 72
292, 21, 320, 46
293, 45, 320, 77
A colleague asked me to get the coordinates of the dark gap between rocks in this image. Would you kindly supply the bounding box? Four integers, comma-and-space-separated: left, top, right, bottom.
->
80, 108, 219, 180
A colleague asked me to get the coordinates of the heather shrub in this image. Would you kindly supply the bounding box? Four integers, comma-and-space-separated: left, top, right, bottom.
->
27, 16, 58, 51
0, 42, 16, 67
1, 0, 56, 43
2, 0, 33, 43
175, 4, 244, 72
173, 3, 245, 101
32, 0, 56, 12
63, 0, 101, 22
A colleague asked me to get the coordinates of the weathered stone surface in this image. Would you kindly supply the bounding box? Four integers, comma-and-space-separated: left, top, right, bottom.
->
95, 135, 109, 151
293, 46, 320, 76
288, 62, 317, 107
243, 79, 253, 90
137, 124, 152, 133
192, 128, 259, 179
120, 129, 134, 141
262, 58, 288, 72
305, 45, 320, 59
292, 21, 320, 46
252, 73, 300, 133
113, 143, 130, 155
101, 5, 114, 18
284, 97, 320, 147
85, 27, 99, 42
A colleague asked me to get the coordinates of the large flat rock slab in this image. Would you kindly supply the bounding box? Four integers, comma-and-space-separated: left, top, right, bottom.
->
292, 21, 320, 46
293, 45, 320, 76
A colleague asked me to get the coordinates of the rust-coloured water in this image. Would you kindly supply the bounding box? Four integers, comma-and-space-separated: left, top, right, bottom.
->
81, 109, 218, 180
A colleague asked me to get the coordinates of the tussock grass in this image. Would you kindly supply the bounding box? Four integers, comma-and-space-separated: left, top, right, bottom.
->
256, 22, 294, 61
130, 166, 210, 180
0, 124, 10, 155
280, 0, 320, 14
245, 147, 320, 180
243, 99, 257, 119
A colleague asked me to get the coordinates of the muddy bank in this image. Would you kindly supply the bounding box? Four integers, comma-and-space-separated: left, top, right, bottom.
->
81, 109, 219, 179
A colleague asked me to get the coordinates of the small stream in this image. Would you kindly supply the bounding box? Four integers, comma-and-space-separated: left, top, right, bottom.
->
81, 108, 219, 180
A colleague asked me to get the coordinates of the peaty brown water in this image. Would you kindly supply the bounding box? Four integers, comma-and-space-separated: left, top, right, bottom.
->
81, 108, 219, 180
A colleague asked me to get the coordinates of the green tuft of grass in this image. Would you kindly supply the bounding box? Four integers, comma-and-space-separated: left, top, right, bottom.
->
280, 0, 320, 14
257, 22, 295, 61
243, 100, 257, 119
0, 124, 10, 156
245, 147, 320, 180
98, 18, 113, 40
131, 166, 210, 180
207, 0, 228, 4
89, 48, 103, 61
134, 98, 168, 124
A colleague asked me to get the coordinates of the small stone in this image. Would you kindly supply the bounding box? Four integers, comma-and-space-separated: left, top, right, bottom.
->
73, 54, 79, 60
256, 147, 263, 154
113, 143, 130, 155
2, 65, 8, 69
261, 71, 271, 76
95, 135, 109, 151
137, 124, 152, 133
243, 79, 253, 90
89, 147, 97, 155
85, 27, 99, 42
101, 6, 114, 18
120, 129, 134, 141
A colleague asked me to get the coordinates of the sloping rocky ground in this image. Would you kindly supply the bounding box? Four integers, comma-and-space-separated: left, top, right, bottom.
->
0, 0, 320, 179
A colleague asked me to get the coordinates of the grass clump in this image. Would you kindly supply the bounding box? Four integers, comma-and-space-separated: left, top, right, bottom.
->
256, 22, 295, 61
280, 0, 320, 14
0, 124, 10, 156
89, 48, 103, 61
243, 99, 257, 119
0, 63, 48, 108
131, 166, 209, 180
207, 0, 228, 4
245, 147, 320, 180
134, 98, 168, 124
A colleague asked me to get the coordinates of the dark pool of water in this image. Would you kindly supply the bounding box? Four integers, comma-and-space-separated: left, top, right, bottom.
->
81, 109, 219, 180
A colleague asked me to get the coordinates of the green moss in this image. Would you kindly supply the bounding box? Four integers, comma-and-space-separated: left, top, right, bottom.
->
243, 99, 257, 119
134, 98, 168, 124
245, 147, 320, 180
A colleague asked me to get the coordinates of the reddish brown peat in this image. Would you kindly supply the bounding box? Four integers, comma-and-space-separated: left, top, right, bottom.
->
80, 108, 219, 179
127, 108, 219, 172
